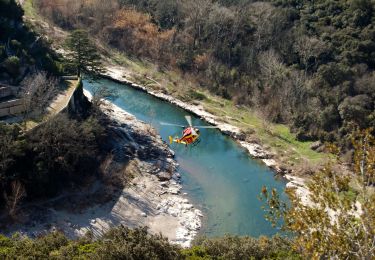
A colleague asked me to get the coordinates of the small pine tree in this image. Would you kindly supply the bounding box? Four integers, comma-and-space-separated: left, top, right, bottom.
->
65, 30, 105, 77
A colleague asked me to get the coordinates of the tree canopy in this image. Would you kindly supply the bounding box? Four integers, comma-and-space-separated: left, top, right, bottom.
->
35, 0, 375, 151
65, 29, 105, 77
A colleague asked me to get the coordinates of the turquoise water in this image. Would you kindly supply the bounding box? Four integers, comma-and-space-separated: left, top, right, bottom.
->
83, 78, 287, 237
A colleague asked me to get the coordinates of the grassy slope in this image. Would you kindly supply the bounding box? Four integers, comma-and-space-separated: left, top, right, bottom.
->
23, 0, 326, 170
22, 0, 38, 19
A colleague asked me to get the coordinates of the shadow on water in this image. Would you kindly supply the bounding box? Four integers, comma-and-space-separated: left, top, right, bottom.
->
83, 78, 288, 238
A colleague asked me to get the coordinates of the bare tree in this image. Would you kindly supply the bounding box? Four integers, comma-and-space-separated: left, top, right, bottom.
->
20, 71, 58, 121
294, 36, 326, 74
90, 85, 118, 116
180, 0, 213, 49
258, 49, 285, 80
4, 180, 26, 219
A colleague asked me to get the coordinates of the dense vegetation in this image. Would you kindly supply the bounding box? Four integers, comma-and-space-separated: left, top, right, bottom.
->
0, 110, 105, 220
0, 0, 63, 84
0, 0, 107, 221
35, 0, 375, 152
0, 226, 299, 259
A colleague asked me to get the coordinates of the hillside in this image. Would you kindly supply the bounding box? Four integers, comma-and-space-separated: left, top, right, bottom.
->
33, 0, 375, 153
0, 0, 62, 84
20, 0, 373, 177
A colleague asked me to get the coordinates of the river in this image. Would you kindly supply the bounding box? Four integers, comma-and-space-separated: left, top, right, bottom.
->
83, 78, 287, 238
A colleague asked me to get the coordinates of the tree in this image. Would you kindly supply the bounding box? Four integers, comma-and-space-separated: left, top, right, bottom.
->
65, 29, 105, 77
294, 36, 326, 74
4, 180, 26, 219
338, 95, 372, 128
20, 71, 58, 121
261, 129, 375, 259
0, 123, 24, 181
28, 114, 101, 178
180, 0, 213, 49
2, 56, 20, 82
90, 85, 117, 116
0, 131, 16, 180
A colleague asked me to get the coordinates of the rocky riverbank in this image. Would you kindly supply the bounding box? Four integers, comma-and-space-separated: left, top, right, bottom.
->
100, 66, 354, 228
100, 65, 315, 214
3, 90, 202, 248
92, 92, 203, 247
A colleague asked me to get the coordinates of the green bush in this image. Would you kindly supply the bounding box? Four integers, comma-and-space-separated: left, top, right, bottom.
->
188, 91, 206, 101
2, 56, 20, 78
182, 246, 210, 259
191, 235, 300, 260
0, 228, 301, 259
338, 94, 372, 127
10, 39, 21, 49
0, 227, 183, 259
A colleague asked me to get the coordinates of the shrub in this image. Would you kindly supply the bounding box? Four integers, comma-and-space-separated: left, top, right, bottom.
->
191, 235, 300, 260
338, 94, 372, 127
2, 56, 20, 78
188, 90, 206, 101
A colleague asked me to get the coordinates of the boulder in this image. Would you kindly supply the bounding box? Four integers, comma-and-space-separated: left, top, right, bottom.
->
160, 181, 169, 187
157, 172, 172, 181
235, 131, 247, 141
310, 141, 322, 151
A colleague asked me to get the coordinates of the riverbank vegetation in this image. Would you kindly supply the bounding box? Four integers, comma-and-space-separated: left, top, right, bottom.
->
0, 226, 299, 259
261, 129, 375, 258
33, 0, 375, 159
1, 130, 373, 258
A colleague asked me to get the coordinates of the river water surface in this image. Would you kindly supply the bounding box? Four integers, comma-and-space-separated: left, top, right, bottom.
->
83, 78, 287, 238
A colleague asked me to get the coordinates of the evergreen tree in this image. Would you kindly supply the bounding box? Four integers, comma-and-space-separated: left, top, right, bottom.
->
65, 29, 105, 77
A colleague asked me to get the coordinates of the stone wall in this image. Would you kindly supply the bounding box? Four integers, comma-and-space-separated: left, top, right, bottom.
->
0, 85, 24, 118
0, 86, 13, 98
